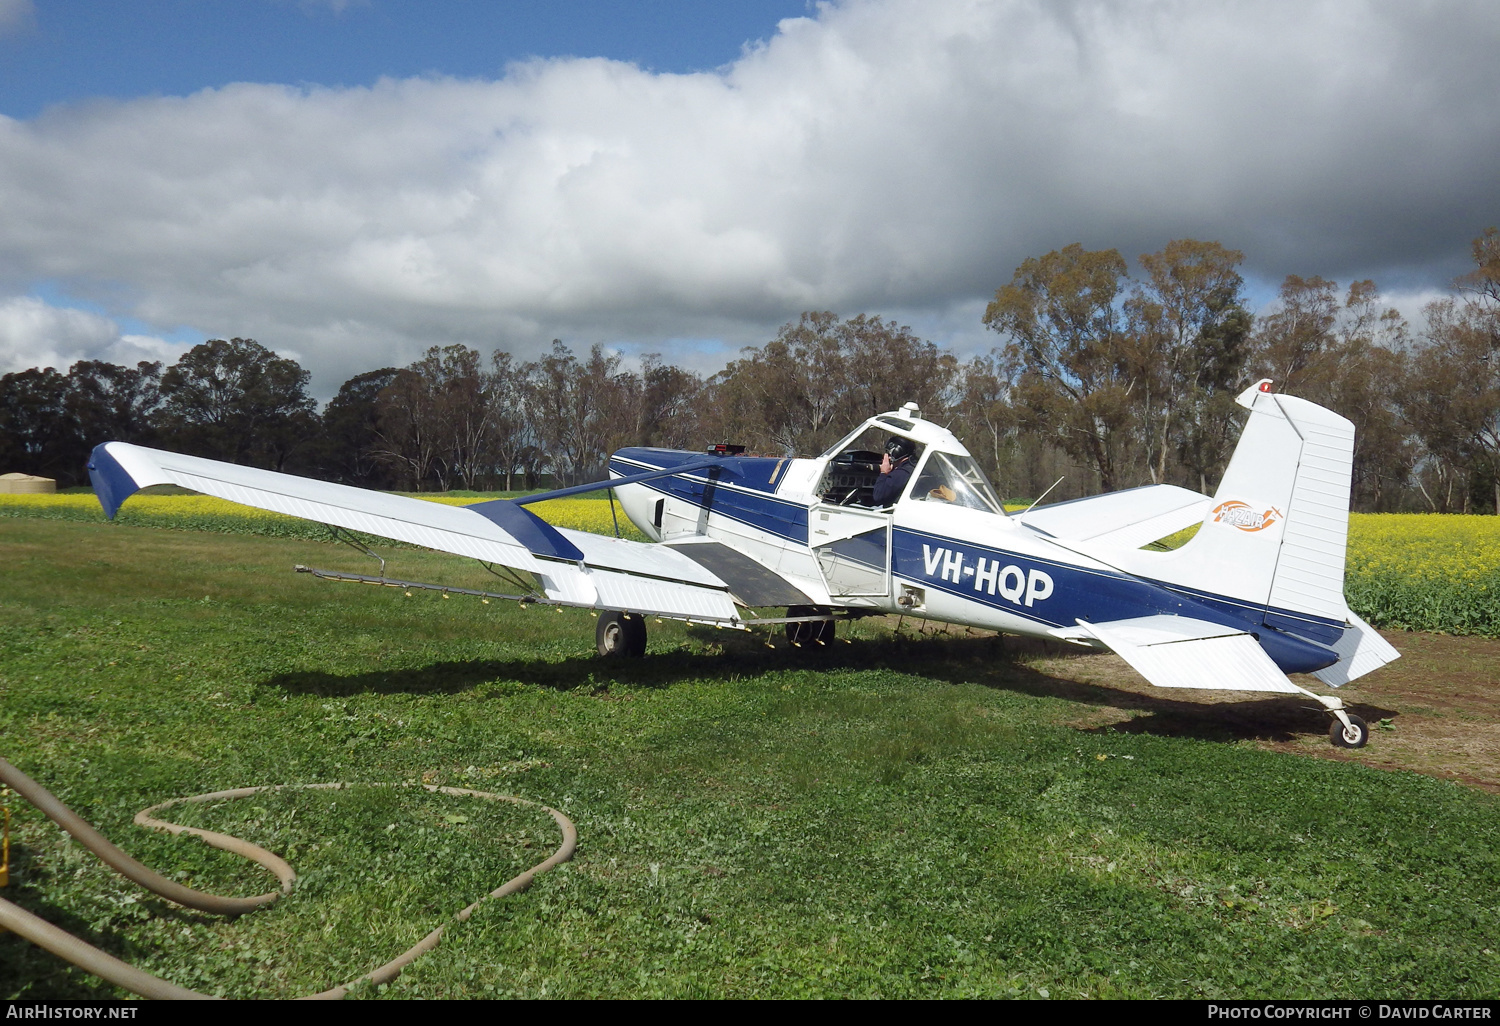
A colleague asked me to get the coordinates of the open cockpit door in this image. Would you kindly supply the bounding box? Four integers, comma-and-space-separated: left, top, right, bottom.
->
810, 504, 891, 598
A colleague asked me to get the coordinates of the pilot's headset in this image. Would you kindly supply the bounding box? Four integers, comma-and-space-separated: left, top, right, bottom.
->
885, 436, 916, 465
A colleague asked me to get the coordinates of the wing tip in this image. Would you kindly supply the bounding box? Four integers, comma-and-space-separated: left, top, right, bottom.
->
87, 441, 139, 520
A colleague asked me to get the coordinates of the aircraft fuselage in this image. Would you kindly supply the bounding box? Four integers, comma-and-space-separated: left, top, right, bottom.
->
608, 445, 1338, 675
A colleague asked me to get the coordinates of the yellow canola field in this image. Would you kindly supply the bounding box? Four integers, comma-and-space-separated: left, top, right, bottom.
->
412, 495, 640, 538
1343, 513, 1500, 634
1347, 512, 1500, 583
0, 490, 643, 540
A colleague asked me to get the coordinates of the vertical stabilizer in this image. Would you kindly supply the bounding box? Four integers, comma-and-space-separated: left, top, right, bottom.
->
1143, 381, 1355, 625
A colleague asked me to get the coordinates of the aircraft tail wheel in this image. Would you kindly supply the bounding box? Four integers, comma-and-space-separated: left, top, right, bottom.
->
1329, 713, 1369, 749
785, 606, 834, 646
597, 611, 647, 657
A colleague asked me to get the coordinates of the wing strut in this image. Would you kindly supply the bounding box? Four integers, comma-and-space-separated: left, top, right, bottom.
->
505, 457, 741, 506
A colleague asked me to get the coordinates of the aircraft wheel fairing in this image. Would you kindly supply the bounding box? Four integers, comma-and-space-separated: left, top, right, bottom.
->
785, 605, 835, 646
1330, 713, 1369, 749
597, 611, 647, 657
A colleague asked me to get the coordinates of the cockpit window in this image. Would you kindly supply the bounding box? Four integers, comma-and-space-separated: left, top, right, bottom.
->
910, 452, 1006, 514
816, 426, 924, 506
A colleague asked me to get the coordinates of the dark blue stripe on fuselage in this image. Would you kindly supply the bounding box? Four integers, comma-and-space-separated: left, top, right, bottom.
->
1134, 579, 1347, 647
610, 453, 809, 544
892, 527, 1339, 675
607, 447, 1343, 675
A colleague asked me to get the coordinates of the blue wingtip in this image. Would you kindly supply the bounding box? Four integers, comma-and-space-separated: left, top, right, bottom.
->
87, 442, 140, 520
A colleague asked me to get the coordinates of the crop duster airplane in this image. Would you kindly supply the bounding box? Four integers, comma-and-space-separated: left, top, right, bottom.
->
89, 379, 1398, 749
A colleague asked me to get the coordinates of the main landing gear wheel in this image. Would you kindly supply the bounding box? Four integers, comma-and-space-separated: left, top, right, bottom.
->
785, 605, 835, 646
597, 611, 647, 658
1330, 713, 1369, 749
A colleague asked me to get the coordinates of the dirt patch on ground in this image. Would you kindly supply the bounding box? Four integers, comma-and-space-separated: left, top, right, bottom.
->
1010, 630, 1500, 794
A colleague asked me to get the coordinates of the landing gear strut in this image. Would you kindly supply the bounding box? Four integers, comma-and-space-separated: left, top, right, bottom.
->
596, 611, 647, 657
1288, 683, 1370, 749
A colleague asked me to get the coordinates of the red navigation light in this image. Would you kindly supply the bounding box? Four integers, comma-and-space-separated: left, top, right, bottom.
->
1259, 381, 1273, 393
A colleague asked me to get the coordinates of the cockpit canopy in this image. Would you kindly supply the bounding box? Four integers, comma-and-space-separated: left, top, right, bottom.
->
815, 406, 1006, 514
909, 451, 1005, 514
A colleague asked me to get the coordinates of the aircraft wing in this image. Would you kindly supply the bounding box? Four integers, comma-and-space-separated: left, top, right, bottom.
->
88, 442, 738, 621
1013, 484, 1212, 550
1056, 614, 1303, 694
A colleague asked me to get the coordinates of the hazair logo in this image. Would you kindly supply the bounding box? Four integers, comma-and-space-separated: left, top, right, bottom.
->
1211, 500, 1283, 533
922, 544, 1053, 607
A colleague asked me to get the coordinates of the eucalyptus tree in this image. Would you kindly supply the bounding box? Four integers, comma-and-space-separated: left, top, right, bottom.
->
155, 338, 316, 470
1405, 230, 1500, 514
706, 312, 956, 457
1126, 239, 1251, 488
0, 366, 74, 483
524, 341, 637, 486
316, 368, 399, 487
983, 244, 1134, 492
66, 359, 163, 450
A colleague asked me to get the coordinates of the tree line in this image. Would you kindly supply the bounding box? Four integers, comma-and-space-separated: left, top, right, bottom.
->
3, 227, 1496, 512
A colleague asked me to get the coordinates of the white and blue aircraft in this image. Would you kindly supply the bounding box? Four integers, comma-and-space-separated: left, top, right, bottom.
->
88, 379, 1398, 748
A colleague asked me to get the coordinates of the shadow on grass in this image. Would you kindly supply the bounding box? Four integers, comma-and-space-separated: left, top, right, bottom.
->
1, 846, 271, 1000
261, 628, 1398, 749
1, 844, 146, 999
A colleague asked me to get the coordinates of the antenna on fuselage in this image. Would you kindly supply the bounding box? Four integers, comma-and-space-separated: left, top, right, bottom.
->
900, 401, 922, 420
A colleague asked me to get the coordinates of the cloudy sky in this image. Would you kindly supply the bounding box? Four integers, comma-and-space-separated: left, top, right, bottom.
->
2, 0, 1497, 395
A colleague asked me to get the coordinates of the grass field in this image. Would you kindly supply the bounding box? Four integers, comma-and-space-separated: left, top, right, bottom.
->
2, 518, 1499, 999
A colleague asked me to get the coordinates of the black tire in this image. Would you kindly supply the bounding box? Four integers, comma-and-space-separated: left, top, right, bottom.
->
1329, 713, 1369, 749
785, 605, 835, 646
597, 611, 647, 658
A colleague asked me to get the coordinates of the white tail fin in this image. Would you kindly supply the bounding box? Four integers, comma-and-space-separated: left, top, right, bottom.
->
1143, 380, 1355, 624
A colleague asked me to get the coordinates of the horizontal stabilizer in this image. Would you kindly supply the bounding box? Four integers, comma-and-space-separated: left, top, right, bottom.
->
1069, 615, 1302, 694
1015, 485, 1212, 550
1312, 610, 1401, 687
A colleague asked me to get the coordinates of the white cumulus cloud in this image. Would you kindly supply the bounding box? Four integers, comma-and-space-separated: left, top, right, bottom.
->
0, 296, 118, 373
0, 296, 182, 374
0, 0, 1497, 390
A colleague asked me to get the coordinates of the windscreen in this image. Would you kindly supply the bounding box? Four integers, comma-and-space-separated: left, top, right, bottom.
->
909, 452, 1006, 514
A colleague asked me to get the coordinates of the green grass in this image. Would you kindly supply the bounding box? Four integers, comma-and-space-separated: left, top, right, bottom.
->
2, 519, 1499, 999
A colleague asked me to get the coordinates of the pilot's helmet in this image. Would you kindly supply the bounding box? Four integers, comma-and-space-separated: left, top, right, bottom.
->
885, 436, 916, 462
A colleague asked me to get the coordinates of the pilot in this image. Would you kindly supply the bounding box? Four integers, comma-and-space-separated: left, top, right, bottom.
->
873, 436, 916, 506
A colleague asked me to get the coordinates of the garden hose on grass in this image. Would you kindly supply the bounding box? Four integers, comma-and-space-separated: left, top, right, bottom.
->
0, 757, 577, 1000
